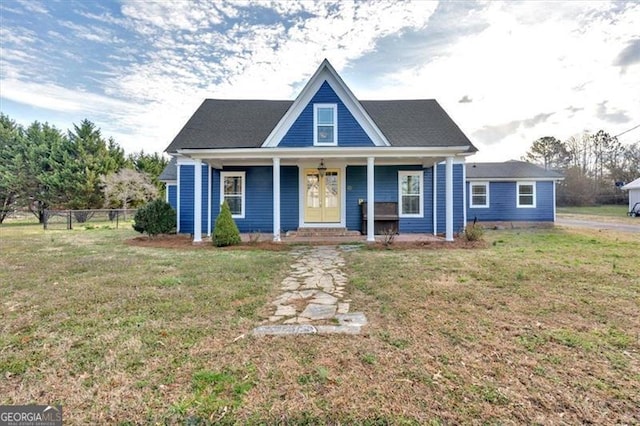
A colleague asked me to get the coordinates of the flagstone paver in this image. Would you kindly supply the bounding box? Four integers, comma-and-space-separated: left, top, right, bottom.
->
252, 245, 367, 336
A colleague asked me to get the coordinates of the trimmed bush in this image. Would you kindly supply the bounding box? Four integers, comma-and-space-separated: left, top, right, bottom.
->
132, 199, 176, 237
213, 201, 241, 247
463, 223, 484, 242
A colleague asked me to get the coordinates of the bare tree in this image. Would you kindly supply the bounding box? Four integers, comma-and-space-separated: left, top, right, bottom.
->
102, 168, 158, 210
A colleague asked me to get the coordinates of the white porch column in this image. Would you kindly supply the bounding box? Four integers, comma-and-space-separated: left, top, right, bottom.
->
273, 157, 281, 242
367, 156, 375, 242
433, 163, 437, 236
193, 159, 202, 243
445, 156, 454, 242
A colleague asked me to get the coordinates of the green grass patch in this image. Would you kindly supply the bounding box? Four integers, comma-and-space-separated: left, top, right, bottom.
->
0, 226, 638, 423
557, 204, 628, 217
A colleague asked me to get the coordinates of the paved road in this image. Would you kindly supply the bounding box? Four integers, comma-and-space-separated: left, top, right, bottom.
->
556, 217, 640, 233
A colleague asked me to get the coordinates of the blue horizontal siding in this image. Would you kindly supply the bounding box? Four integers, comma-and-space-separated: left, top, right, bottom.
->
178, 164, 210, 234
279, 81, 374, 147
435, 163, 465, 233
201, 165, 209, 233
280, 166, 299, 232
467, 181, 555, 222
167, 184, 177, 210
178, 165, 194, 233
346, 165, 435, 233
211, 166, 299, 233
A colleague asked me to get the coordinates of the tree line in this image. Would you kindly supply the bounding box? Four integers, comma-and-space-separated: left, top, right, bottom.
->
522, 130, 640, 206
0, 113, 168, 223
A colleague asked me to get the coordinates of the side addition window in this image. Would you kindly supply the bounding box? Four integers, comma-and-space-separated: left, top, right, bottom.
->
470, 182, 489, 208
314, 104, 337, 145
399, 171, 423, 217
220, 172, 245, 218
517, 181, 536, 208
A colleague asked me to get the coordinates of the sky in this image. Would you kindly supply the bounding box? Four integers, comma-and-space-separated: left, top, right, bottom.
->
1, 0, 639, 162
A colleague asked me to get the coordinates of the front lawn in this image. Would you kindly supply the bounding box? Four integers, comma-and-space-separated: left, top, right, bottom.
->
557, 204, 629, 217
1, 226, 638, 424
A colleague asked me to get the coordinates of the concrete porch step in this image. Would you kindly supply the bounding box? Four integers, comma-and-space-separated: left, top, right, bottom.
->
292, 227, 362, 238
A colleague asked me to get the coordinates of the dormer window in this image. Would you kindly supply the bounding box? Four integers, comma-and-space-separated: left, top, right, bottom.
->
314, 104, 337, 145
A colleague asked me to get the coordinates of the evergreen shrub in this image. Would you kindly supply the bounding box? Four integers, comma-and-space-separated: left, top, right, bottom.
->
132, 199, 176, 237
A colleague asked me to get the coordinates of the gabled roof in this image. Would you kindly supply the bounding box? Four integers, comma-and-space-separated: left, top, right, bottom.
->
621, 177, 640, 190
261, 59, 390, 148
165, 99, 476, 153
466, 160, 563, 180
158, 156, 177, 181
165, 59, 477, 154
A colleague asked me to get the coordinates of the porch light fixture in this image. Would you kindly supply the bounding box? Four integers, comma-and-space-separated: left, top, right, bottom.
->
318, 159, 327, 177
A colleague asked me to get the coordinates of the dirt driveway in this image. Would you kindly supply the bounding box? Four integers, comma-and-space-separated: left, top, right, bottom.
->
556, 216, 640, 233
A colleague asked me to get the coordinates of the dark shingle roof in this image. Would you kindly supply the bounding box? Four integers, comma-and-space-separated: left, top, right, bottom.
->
165, 99, 476, 153
361, 100, 476, 150
158, 156, 177, 181
466, 160, 563, 179
165, 100, 292, 153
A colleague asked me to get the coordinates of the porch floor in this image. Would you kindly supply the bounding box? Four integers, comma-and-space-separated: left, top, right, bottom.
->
240, 232, 445, 244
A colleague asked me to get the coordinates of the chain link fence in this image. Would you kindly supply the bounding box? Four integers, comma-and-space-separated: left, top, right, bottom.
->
43, 209, 137, 230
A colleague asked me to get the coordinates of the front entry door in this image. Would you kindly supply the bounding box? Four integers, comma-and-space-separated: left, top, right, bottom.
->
304, 169, 340, 223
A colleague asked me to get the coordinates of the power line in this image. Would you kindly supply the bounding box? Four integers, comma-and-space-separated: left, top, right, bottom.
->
614, 124, 640, 138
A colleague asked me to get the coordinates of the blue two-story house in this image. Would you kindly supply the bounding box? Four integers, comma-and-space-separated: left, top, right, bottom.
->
163, 59, 478, 242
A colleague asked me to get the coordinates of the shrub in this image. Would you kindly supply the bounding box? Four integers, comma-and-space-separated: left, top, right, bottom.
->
132, 199, 176, 238
213, 201, 241, 247
463, 223, 484, 242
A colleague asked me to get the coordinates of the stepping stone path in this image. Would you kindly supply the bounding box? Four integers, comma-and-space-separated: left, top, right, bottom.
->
253, 245, 368, 336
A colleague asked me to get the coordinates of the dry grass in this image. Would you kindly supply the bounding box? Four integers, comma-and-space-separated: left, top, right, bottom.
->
1, 225, 638, 424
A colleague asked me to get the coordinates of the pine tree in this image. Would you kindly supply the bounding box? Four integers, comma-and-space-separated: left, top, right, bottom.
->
213, 201, 241, 247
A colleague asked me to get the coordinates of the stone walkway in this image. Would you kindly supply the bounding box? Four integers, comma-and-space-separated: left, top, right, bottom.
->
252, 245, 367, 336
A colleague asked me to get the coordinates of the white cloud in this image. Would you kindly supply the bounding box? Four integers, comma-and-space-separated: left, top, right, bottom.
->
1, 0, 638, 161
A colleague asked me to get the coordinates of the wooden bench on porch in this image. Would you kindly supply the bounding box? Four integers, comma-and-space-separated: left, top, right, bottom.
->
360, 202, 399, 235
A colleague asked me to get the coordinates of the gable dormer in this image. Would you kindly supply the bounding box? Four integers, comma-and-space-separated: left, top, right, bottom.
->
262, 59, 390, 148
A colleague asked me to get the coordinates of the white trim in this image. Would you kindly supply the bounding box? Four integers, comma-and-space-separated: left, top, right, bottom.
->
313, 103, 338, 146
165, 183, 174, 204
298, 162, 346, 228
261, 60, 390, 148
462, 163, 467, 227
467, 177, 560, 182
176, 166, 181, 233
517, 181, 536, 208
445, 156, 453, 242
398, 170, 424, 218
273, 158, 281, 242
180, 146, 472, 159
176, 157, 197, 165
433, 164, 437, 235
469, 182, 490, 208
367, 157, 375, 242
193, 159, 202, 243
207, 165, 212, 236
553, 180, 557, 222
220, 171, 246, 218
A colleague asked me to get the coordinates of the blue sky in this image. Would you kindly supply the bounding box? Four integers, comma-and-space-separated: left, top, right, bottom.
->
1, 0, 639, 161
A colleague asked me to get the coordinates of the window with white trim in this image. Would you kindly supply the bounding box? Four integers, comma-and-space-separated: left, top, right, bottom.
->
220, 172, 245, 218
470, 182, 489, 208
314, 104, 337, 145
399, 171, 423, 217
517, 181, 536, 208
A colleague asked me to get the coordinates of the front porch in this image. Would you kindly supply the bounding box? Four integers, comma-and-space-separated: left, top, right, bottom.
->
239, 231, 445, 245
179, 148, 465, 244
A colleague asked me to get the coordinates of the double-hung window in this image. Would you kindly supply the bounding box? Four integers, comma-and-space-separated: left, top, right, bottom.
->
314, 104, 337, 145
220, 172, 245, 218
470, 182, 489, 208
517, 181, 536, 208
399, 171, 423, 217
